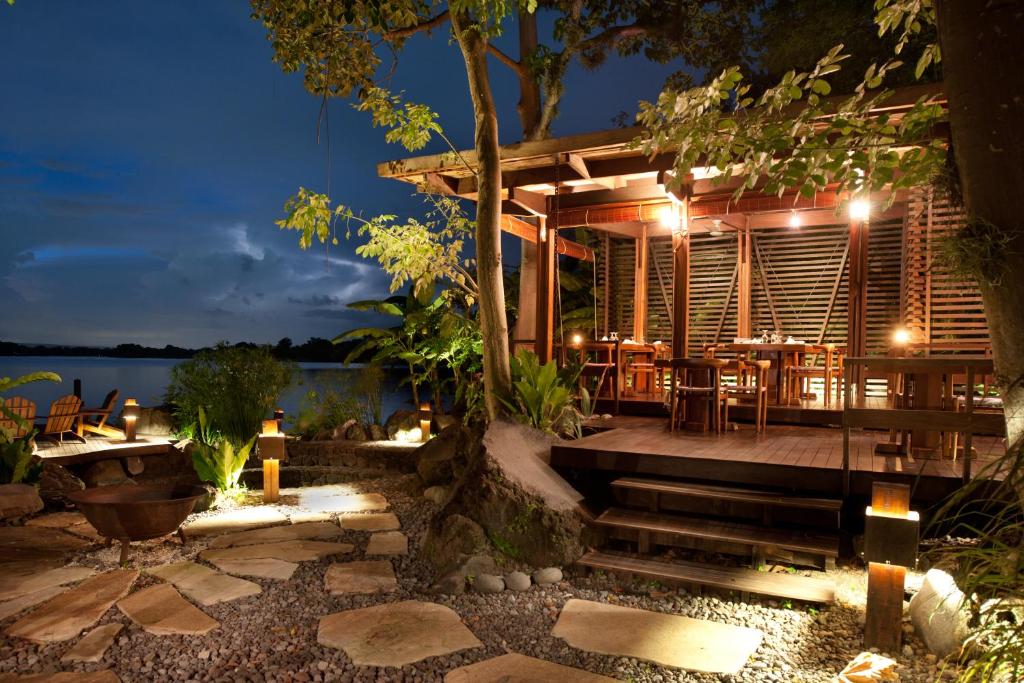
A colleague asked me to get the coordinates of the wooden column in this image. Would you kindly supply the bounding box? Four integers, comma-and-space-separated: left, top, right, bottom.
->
671, 199, 691, 358
535, 206, 556, 363
633, 224, 649, 342
515, 238, 538, 343
736, 221, 752, 339
847, 215, 870, 385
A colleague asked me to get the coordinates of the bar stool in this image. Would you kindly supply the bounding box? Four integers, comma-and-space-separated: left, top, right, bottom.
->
665, 358, 727, 434
722, 360, 770, 433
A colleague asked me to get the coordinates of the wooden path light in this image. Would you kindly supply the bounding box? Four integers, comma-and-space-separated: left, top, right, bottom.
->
863, 482, 919, 653
259, 419, 284, 503
122, 398, 140, 442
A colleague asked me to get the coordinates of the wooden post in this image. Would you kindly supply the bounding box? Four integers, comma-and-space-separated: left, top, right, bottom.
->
864, 482, 911, 653
847, 214, 870, 385
535, 202, 556, 363
516, 238, 538, 344
73, 379, 82, 399
736, 221, 752, 339
633, 223, 649, 342
671, 196, 691, 358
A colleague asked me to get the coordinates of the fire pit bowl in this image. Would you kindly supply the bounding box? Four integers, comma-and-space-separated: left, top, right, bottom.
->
68, 482, 208, 563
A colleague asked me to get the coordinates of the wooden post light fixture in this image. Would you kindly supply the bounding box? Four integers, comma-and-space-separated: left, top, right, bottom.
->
863, 482, 919, 652
259, 419, 284, 503
419, 402, 432, 442
122, 399, 140, 442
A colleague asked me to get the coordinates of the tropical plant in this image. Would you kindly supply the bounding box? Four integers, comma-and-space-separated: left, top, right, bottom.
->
0, 371, 60, 437
0, 436, 42, 486
289, 367, 383, 439
165, 344, 295, 444
500, 349, 581, 437
189, 407, 257, 492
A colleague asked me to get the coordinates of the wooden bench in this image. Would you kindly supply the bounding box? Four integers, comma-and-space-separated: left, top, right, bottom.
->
577, 550, 835, 603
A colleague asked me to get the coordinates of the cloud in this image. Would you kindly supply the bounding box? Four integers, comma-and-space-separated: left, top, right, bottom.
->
287, 294, 342, 306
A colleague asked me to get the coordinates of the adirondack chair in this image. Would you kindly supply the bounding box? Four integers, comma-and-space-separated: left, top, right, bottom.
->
77, 389, 123, 438
0, 397, 37, 439
34, 395, 84, 443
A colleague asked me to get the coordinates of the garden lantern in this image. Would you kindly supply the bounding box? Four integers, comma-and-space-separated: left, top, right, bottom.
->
419, 402, 431, 442
259, 419, 284, 503
122, 398, 140, 442
863, 482, 919, 652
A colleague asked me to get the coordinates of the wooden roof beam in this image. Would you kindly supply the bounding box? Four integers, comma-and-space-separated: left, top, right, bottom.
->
500, 215, 594, 261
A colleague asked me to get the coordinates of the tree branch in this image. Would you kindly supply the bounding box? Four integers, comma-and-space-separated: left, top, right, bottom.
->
576, 24, 651, 53
486, 43, 524, 75
384, 10, 450, 40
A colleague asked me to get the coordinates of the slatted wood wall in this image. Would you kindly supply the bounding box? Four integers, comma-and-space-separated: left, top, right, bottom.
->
903, 190, 990, 349
592, 206, 983, 355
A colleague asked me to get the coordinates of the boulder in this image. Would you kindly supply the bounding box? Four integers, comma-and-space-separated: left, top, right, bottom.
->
423, 485, 448, 505
80, 459, 133, 488
345, 423, 369, 441
473, 574, 504, 594
368, 424, 388, 441
434, 414, 459, 432
504, 571, 531, 591
135, 406, 174, 436
37, 462, 85, 505
423, 420, 586, 569
332, 419, 359, 441
416, 424, 469, 486
421, 514, 490, 573
0, 483, 44, 519
909, 568, 970, 657
384, 410, 418, 439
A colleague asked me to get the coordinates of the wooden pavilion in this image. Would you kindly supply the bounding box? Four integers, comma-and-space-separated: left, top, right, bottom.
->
378, 84, 1006, 598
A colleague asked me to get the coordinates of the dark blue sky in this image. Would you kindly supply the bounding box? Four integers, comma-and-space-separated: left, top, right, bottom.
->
0, 1, 679, 347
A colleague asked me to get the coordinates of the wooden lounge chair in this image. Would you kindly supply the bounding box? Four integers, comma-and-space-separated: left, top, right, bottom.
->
34, 395, 84, 444
0, 397, 37, 439
77, 389, 124, 438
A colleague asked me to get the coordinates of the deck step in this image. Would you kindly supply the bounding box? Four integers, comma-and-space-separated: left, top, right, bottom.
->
595, 507, 840, 558
578, 550, 835, 603
612, 477, 842, 512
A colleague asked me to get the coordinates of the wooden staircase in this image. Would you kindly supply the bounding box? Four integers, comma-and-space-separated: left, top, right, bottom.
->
579, 476, 842, 603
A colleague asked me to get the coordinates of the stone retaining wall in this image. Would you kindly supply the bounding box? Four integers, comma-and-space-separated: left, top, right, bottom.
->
283, 440, 420, 473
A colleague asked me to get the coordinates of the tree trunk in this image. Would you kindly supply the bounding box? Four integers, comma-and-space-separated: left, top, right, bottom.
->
452, 11, 513, 418
516, 11, 543, 140
935, 0, 1024, 454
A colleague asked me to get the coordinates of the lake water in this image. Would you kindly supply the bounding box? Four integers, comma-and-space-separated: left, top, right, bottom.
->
0, 356, 413, 426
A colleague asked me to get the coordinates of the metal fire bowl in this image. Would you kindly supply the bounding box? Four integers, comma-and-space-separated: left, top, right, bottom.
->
68, 483, 207, 543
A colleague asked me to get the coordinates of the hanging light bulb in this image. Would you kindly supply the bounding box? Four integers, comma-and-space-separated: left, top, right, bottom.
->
789, 211, 802, 229
708, 219, 723, 237
849, 198, 871, 222
657, 204, 676, 229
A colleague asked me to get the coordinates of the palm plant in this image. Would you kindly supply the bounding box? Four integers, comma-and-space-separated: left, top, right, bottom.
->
0, 371, 60, 486
500, 349, 582, 437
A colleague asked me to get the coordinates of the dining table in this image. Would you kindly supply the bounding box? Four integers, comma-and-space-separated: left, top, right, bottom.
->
724, 342, 813, 406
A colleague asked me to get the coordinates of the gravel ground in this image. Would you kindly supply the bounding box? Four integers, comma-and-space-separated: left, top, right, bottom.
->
0, 474, 962, 682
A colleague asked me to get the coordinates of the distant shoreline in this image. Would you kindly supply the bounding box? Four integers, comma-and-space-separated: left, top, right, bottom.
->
0, 338, 362, 364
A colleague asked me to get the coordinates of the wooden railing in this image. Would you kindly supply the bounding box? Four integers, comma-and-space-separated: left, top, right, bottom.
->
842, 356, 1003, 493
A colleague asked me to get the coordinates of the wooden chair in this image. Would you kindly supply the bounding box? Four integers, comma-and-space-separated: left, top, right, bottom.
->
624, 343, 663, 397
786, 344, 843, 405
704, 343, 749, 387
665, 358, 727, 434
722, 360, 770, 433
77, 389, 123, 438
0, 397, 37, 439
34, 395, 84, 444
566, 344, 619, 415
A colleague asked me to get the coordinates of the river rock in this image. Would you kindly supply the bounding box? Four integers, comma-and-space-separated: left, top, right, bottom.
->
0, 484, 43, 519
384, 410, 418, 439
345, 423, 369, 441
532, 567, 563, 585
909, 568, 970, 657
368, 424, 388, 441
473, 574, 504, 594
505, 571, 531, 592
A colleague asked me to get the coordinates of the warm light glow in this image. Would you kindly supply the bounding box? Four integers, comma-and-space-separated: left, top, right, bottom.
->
419, 402, 432, 442
394, 427, 423, 443
850, 198, 871, 222
122, 399, 140, 442
263, 458, 280, 503
789, 211, 802, 229
261, 419, 279, 436
571, 333, 583, 345
708, 219, 723, 237
657, 204, 676, 229
892, 327, 911, 346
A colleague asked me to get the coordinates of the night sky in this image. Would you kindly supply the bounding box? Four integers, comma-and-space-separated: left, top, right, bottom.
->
0, 1, 681, 348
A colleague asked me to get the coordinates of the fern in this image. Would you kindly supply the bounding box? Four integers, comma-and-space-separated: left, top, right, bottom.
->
189, 407, 257, 492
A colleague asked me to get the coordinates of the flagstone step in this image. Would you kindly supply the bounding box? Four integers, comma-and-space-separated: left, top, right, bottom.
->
200, 539, 353, 563
325, 560, 398, 595
6, 570, 138, 643
577, 550, 835, 603
117, 583, 218, 636
444, 653, 618, 682
208, 521, 343, 548
147, 561, 261, 606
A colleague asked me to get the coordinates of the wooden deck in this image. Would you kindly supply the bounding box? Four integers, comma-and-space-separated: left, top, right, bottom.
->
34, 436, 175, 466
552, 418, 1005, 502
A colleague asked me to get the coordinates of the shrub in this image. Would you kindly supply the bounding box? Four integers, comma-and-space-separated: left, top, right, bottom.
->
166, 344, 295, 443
290, 366, 385, 438
499, 349, 582, 437
190, 407, 256, 492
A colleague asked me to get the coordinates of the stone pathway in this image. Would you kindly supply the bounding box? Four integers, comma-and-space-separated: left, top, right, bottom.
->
444, 653, 618, 682
208, 557, 298, 581
5, 570, 138, 644
365, 530, 408, 556
0, 526, 90, 568
325, 560, 397, 595
147, 561, 261, 606
317, 600, 482, 667
338, 512, 400, 531
181, 506, 288, 538
117, 584, 218, 636
298, 490, 388, 513
0, 566, 95, 602
552, 598, 763, 675
0, 672, 120, 682
201, 539, 353, 563
60, 623, 123, 663
0, 586, 70, 622
208, 521, 343, 549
